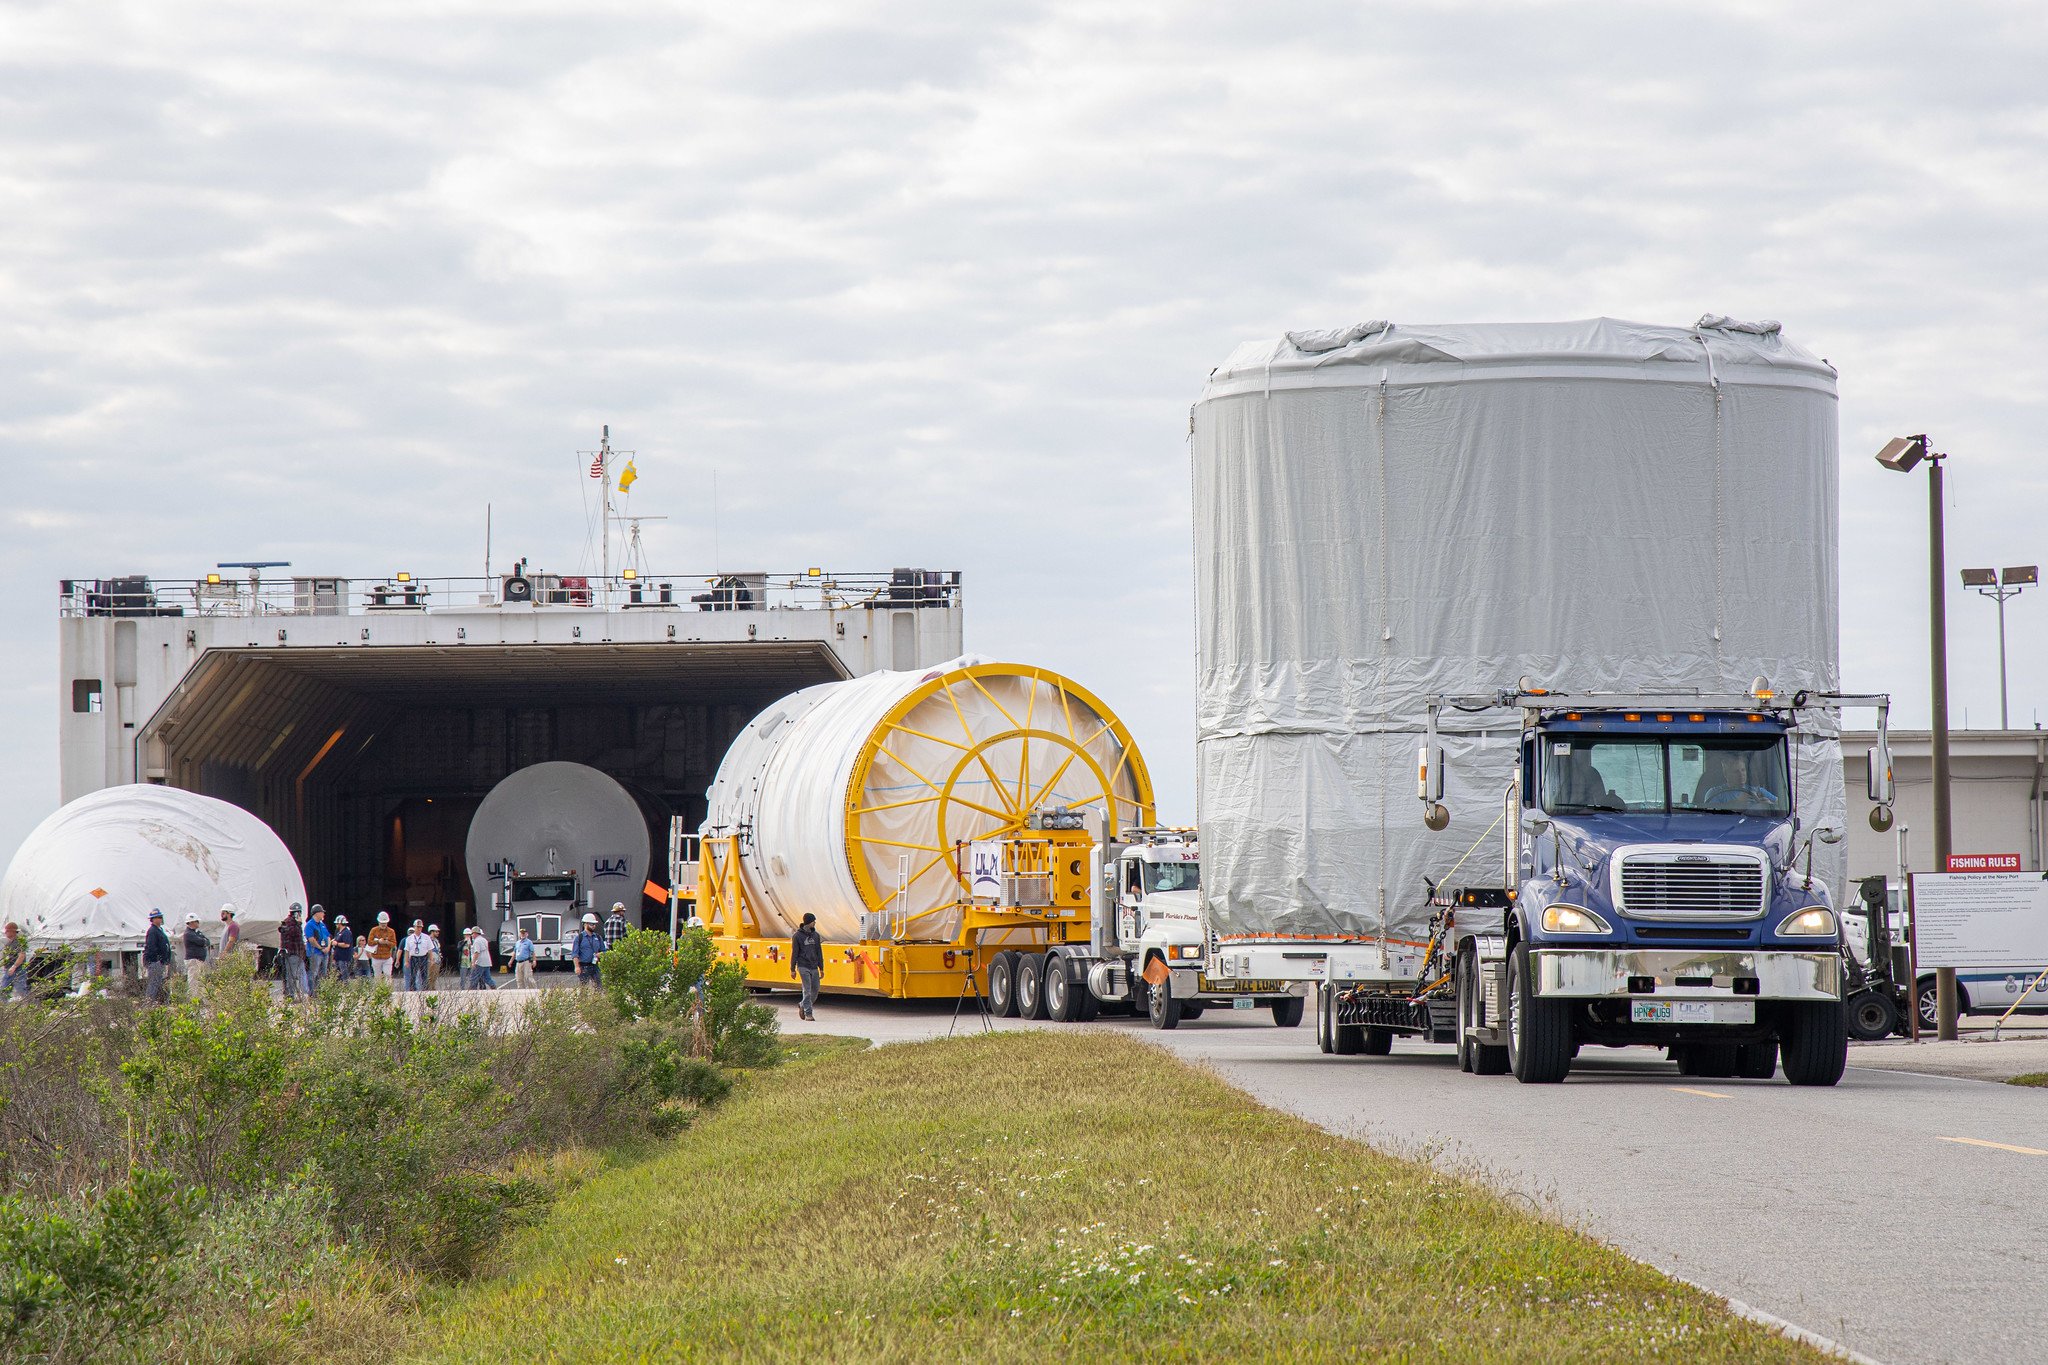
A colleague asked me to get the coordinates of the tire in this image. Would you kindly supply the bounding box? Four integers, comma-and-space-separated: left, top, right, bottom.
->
1457, 950, 1509, 1076
1506, 943, 1573, 1083
1688, 1045, 1738, 1079
1147, 963, 1183, 1030
1780, 1001, 1848, 1086
1736, 1041, 1777, 1080
1915, 978, 1970, 1032
987, 952, 1019, 1018
1270, 995, 1305, 1028
1044, 955, 1084, 1023
1847, 990, 1901, 1042
1015, 952, 1050, 1020
1360, 1027, 1394, 1056
1318, 984, 1336, 1054
1181, 1004, 1205, 1020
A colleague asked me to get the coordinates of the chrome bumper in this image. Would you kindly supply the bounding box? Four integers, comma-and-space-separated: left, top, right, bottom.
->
1533, 948, 1841, 1002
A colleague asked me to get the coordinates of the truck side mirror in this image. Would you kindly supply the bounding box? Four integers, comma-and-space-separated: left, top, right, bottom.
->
1866, 746, 1894, 804
1417, 744, 1446, 802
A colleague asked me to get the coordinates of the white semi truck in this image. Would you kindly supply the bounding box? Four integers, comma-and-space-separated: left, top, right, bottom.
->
980, 821, 1306, 1028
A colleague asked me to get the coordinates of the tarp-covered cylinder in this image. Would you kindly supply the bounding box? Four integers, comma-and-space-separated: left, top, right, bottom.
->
464, 763, 654, 940
0, 786, 306, 950
705, 659, 1152, 940
1192, 317, 1844, 948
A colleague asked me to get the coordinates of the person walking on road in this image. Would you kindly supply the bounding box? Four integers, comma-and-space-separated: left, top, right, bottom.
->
180, 911, 209, 992
791, 912, 824, 1021
366, 911, 397, 984
462, 927, 496, 990
2, 921, 27, 1000
277, 904, 309, 1001
401, 920, 434, 992
142, 909, 173, 1004
304, 906, 331, 994
426, 924, 444, 987
219, 904, 241, 959
602, 902, 630, 951
571, 913, 604, 989
512, 925, 536, 990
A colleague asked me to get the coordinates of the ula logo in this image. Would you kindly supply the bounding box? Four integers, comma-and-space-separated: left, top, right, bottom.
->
592, 856, 631, 880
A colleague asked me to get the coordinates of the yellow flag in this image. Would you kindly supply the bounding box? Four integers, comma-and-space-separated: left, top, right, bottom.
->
617, 460, 638, 493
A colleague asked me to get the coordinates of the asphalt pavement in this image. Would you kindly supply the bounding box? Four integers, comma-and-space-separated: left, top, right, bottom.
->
774, 994, 2048, 1365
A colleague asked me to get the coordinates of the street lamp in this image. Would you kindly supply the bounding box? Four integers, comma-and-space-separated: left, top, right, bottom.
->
1960, 565, 2036, 729
1876, 434, 1959, 1039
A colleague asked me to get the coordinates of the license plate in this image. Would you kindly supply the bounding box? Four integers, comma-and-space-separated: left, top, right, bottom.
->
1631, 1000, 1755, 1024
1232, 996, 1257, 1010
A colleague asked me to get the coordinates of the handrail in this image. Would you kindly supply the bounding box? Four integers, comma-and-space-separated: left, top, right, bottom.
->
58, 570, 962, 619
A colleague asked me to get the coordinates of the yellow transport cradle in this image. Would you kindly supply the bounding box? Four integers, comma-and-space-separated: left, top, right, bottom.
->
698, 662, 1156, 999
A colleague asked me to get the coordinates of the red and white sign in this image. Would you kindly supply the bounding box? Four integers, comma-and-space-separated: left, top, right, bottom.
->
1946, 853, 2023, 872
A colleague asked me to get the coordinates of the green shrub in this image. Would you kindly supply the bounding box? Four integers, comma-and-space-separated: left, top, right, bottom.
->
703, 959, 781, 1067
0, 1170, 198, 1365
601, 926, 714, 1023
620, 1026, 733, 1105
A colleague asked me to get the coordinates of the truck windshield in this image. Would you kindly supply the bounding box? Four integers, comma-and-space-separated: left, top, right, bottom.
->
1145, 861, 1201, 892
514, 877, 578, 902
1543, 736, 1790, 816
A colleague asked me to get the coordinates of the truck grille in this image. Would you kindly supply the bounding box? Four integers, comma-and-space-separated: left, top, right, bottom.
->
1616, 856, 1766, 920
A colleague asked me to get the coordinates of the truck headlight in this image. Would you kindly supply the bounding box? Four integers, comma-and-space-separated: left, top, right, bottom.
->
1776, 907, 1837, 937
1540, 904, 1611, 934
1173, 944, 1203, 961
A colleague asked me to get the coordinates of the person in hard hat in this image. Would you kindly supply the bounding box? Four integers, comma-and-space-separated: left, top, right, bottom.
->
426, 924, 444, 987
304, 905, 331, 994
277, 904, 309, 1001
366, 911, 397, 985
791, 912, 824, 1022
141, 909, 173, 1004
218, 904, 242, 958
512, 923, 537, 990
180, 911, 210, 993
330, 915, 356, 981
602, 902, 630, 952
462, 927, 496, 990
401, 920, 434, 992
571, 913, 605, 989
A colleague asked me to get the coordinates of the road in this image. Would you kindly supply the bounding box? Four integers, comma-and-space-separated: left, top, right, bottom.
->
774, 996, 2048, 1365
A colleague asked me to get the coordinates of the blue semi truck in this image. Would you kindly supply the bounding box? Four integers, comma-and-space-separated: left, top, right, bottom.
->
1401, 686, 1897, 1086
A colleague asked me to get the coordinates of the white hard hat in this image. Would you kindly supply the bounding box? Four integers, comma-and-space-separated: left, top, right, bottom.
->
583, 913, 598, 925
428, 923, 439, 932
185, 911, 200, 922
335, 915, 348, 926
220, 903, 236, 917
377, 911, 389, 924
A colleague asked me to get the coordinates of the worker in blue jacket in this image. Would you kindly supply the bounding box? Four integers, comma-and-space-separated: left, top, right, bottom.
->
572, 913, 605, 989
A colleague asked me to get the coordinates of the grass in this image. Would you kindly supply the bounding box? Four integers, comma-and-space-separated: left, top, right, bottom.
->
399, 1032, 1833, 1364
2008, 1073, 2048, 1087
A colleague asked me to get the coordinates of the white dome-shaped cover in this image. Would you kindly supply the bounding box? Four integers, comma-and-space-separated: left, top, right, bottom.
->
705, 658, 1153, 940
0, 786, 306, 951
464, 762, 652, 939
1194, 317, 1846, 945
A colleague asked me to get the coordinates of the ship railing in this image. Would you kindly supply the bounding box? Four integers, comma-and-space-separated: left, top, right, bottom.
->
57, 570, 962, 619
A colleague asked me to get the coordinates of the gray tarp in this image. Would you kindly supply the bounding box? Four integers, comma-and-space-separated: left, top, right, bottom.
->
1192, 316, 1848, 950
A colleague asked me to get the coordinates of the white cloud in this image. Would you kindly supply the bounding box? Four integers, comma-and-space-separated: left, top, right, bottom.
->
3, 0, 2048, 864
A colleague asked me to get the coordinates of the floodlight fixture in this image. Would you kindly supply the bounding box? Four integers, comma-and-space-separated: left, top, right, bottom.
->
621, 568, 638, 581
1875, 434, 1929, 472
395, 572, 412, 584
1961, 568, 1997, 587
2004, 565, 2038, 586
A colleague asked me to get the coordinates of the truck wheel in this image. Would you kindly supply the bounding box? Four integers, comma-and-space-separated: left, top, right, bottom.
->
1847, 990, 1900, 1042
1015, 953, 1050, 1020
1147, 966, 1183, 1030
1181, 1004, 1206, 1020
1506, 943, 1572, 1083
1457, 951, 1509, 1076
1360, 1027, 1394, 1056
1736, 1041, 1777, 1080
987, 952, 1019, 1018
1270, 996, 1304, 1028
1780, 1001, 1848, 1086
1044, 955, 1084, 1023
1317, 984, 1336, 1053
1688, 1045, 1738, 1079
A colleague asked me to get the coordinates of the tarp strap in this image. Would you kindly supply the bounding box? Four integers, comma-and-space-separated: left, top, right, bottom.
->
1697, 331, 1727, 659
1376, 374, 1393, 967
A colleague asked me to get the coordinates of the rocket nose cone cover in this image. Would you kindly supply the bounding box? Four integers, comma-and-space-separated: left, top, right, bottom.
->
0, 785, 306, 949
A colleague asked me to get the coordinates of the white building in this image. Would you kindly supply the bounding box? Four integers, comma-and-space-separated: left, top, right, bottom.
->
1841, 729, 2048, 883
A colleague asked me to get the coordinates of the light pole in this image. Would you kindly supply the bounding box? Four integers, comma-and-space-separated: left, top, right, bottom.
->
1960, 565, 2036, 729
1877, 434, 1958, 1039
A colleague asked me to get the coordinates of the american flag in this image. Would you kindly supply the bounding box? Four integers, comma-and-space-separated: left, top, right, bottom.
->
589, 452, 604, 480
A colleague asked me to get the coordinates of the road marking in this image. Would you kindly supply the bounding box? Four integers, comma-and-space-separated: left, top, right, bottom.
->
1670, 1086, 1733, 1099
1938, 1135, 2048, 1157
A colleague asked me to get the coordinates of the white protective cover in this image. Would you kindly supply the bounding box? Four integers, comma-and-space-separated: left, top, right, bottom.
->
464, 762, 652, 940
704, 657, 1143, 940
0, 785, 305, 950
1193, 317, 1845, 954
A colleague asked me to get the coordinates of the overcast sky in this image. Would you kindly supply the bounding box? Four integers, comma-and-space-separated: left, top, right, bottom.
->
3, 0, 2046, 865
